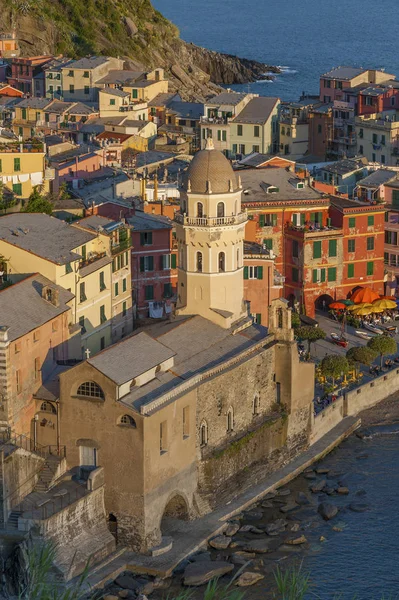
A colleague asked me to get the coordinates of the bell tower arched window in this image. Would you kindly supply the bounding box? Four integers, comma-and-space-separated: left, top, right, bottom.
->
196, 252, 203, 272
218, 252, 225, 272
217, 202, 225, 218
197, 202, 203, 218
200, 420, 208, 446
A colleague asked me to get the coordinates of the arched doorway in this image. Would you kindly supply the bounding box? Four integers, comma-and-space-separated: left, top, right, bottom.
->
161, 494, 189, 536
108, 513, 118, 543
315, 293, 334, 312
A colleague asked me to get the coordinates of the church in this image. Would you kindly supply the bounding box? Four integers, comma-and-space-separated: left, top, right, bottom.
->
56, 142, 315, 553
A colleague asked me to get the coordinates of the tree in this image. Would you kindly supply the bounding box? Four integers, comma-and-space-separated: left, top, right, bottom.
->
296, 326, 326, 354
367, 335, 397, 368
320, 354, 349, 388
0, 182, 16, 214
346, 346, 377, 376
24, 187, 53, 215
291, 312, 301, 329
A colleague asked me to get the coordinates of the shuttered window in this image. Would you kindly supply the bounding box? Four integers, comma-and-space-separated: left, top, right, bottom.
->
313, 241, 322, 259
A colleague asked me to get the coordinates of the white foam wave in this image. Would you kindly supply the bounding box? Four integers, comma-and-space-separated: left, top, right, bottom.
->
277, 66, 299, 75
255, 79, 274, 84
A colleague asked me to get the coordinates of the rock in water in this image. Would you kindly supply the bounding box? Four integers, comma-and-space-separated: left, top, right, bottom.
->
280, 502, 299, 513
244, 538, 281, 553
231, 551, 256, 565
285, 534, 307, 545
337, 487, 349, 495
310, 479, 327, 493
235, 572, 264, 586
315, 467, 329, 474
318, 503, 338, 520
296, 491, 310, 505
209, 535, 231, 550
115, 576, 140, 591
277, 488, 291, 496
244, 509, 263, 520
349, 503, 369, 513
183, 562, 234, 586
225, 523, 240, 536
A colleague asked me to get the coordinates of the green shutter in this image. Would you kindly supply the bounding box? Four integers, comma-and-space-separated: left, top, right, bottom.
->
320, 268, 326, 282
328, 267, 336, 282
257, 266, 263, 280
367, 261, 374, 275
243, 266, 249, 279
122, 278, 127, 292
348, 217, 356, 228
256, 314, 262, 325
140, 257, 144, 272
148, 256, 154, 271
259, 214, 265, 227
115, 282, 119, 296
313, 241, 322, 259
367, 215, 374, 226
312, 269, 318, 283
348, 263, 354, 278
329, 239, 337, 257
293, 214, 298, 226
318, 212, 323, 225
171, 253, 177, 268
300, 213, 306, 226
263, 239, 272, 250
145, 285, 153, 300
272, 214, 277, 226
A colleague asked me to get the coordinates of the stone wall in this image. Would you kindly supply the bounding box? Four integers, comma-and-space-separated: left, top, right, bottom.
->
310, 398, 344, 444
345, 368, 399, 415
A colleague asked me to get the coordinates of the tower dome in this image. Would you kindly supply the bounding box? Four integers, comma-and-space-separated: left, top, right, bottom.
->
182, 139, 240, 195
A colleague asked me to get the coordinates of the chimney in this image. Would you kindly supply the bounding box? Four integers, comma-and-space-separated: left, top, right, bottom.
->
42, 285, 60, 307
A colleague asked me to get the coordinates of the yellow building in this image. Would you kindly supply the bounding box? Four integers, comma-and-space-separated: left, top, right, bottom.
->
0, 142, 51, 198
230, 97, 280, 157
355, 112, 399, 166
61, 56, 124, 103
12, 97, 53, 139
124, 69, 168, 103
99, 88, 148, 120
0, 213, 132, 356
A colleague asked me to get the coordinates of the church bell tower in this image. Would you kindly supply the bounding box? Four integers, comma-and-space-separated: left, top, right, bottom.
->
175, 139, 248, 329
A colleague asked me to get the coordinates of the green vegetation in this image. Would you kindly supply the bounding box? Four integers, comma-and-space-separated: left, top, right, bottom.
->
346, 346, 377, 375
214, 413, 284, 460
320, 354, 349, 388
0, 182, 16, 214
291, 312, 301, 329
367, 335, 397, 368
24, 186, 53, 215
296, 325, 326, 354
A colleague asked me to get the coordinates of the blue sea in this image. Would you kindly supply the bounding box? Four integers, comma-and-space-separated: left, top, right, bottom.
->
152, 0, 399, 102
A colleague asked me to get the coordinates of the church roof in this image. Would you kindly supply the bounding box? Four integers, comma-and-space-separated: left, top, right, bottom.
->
182, 140, 239, 195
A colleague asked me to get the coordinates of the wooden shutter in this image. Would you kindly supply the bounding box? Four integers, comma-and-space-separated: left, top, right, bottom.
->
257, 266, 263, 280
148, 256, 154, 271
313, 241, 322, 259
140, 257, 144, 272
300, 213, 305, 226
243, 266, 249, 279
313, 269, 318, 283
259, 214, 265, 227
171, 254, 177, 268
272, 214, 277, 226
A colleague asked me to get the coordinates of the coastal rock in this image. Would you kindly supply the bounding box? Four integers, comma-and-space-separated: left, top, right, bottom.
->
285, 534, 307, 545
277, 488, 291, 496
296, 492, 310, 505
152, 577, 172, 590
349, 503, 369, 513
239, 525, 253, 533
183, 562, 234, 586
115, 576, 140, 592
318, 503, 338, 521
124, 17, 138, 36
261, 501, 274, 508
244, 538, 281, 554
103, 596, 119, 600
265, 519, 288, 535
209, 536, 231, 550
355, 489, 367, 497
244, 509, 263, 520
118, 592, 131, 600
289, 523, 300, 532
263, 492, 277, 500
332, 526, 343, 532
355, 429, 372, 439
323, 486, 336, 495
280, 502, 299, 513
235, 572, 264, 587
190, 552, 211, 563
310, 479, 327, 493
231, 551, 256, 565
337, 487, 349, 495
315, 468, 329, 474
304, 472, 317, 480
356, 453, 369, 460
225, 523, 240, 537
250, 527, 265, 534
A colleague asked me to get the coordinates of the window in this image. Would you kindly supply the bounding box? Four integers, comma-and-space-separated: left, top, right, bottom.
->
317, 124, 322, 134
79, 282, 86, 303
328, 267, 337, 282
227, 407, 234, 432
384, 252, 389, 264
367, 237, 374, 251
328, 239, 337, 257
160, 254, 171, 270
84, 86, 90, 95
132, 89, 138, 99
367, 261, 374, 276
122, 301, 127, 316
79, 316, 86, 334
160, 421, 167, 453
217, 202, 225, 218
40, 402, 56, 414
244, 266, 263, 280
34, 357, 40, 380
381, 155, 386, 165
255, 313, 262, 325
385, 211, 389, 223
33, 330, 40, 343
239, 144, 246, 154
114, 282, 119, 297
14, 158, 21, 172
83, 70, 90, 78
263, 238, 273, 250
200, 421, 208, 446
237, 124, 243, 136
281, 126, 285, 135
139, 256, 154, 272
171, 254, 177, 269
254, 125, 260, 137
183, 406, 190, 438
218, 252, 225, 272
222, 130, 227, 142
99, 271, 106, 291
253, 145, 260, 153
347, 263, 354, 278
16, 370, 21, 394
14, 342, 21, 354
381, 135, 386, 146
348, 217, 356, 228
12, 183, 22, 196
359, 145, 363, 154
196, 251, 203, 272
0, 159, 2, 173
372, 133, 378, 144
313, 241, 322, 259
145, 285, 154, 300
312, 268, 326, 283
81, 245, 87, 261
77, 381, 104, 399
348, 239, 355, 252
121, 277, 126, 293
292, 267, 299, 282
68, 70, 74, 77
372, 153, 376, 162
197, 202, 203, 217
120, 415, 136, 427
69, 84, 74, 94
368, 215, 374, 227
65, 262, 72, 274
100, 337, 105, 350
100, 304, 106, 324
163, 282, 172, 298
140, 232, 152, 246
292, 240, 299, 258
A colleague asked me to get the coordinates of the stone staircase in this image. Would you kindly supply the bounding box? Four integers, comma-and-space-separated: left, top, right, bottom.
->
34, 455, 63, 493
7, 509, 21, 530
193, 492, 212, 517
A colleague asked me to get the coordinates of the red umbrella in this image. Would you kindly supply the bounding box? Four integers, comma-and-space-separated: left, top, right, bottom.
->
350, 287, 380, 304
329, 302, 347, 310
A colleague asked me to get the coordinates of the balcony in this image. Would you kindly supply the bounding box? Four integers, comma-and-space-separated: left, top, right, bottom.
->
59, 121, 84, 131
174, 212, 247, 227
111, 238, 132, 255
78, 251, 107, 270
200, 116, 230, 125
287, 223, 343, 238
274, 272, 285, 287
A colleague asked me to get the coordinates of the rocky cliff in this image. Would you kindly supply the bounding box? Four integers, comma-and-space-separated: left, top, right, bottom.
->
0, 0, 279, 101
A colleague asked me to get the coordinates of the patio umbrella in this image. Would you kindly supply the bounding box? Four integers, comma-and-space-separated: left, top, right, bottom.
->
336, 299, 354, 306
329, 302, 347, 310
350, 287, 380, 304
347, 302, 373, 312
372, 299, 397, 310
379, 295, 396, 300
352, 306, 375, 316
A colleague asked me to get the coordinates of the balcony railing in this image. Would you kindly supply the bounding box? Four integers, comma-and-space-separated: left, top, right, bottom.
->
174, 212, 247, 227
79, 251, 106, 270
111, 238, 132, 255
200, 116, 230, 125
274, 272, 285, 286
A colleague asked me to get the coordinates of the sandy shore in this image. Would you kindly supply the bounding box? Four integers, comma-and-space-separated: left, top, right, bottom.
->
358, 390, 399, 427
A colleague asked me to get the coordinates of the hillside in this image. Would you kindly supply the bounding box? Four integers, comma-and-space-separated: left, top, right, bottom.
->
1, 0, 279, 100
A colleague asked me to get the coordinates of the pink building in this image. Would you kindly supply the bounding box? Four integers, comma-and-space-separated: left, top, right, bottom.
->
51, 151, 105, 194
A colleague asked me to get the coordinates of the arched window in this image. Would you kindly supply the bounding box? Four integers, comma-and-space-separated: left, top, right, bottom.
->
200, 421, 208, 446
217, 202, 225, 218
286, 128, 291, 136
196, 251, 203, 272
40, 401, 56, 414
77, 381, 105, 399
253, 395, 259, 416
227, 407, 234, 432
119, 414, 136, 428
277, 308, 283, 329
218, 252, 225, 272
197, 202, 203, 218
